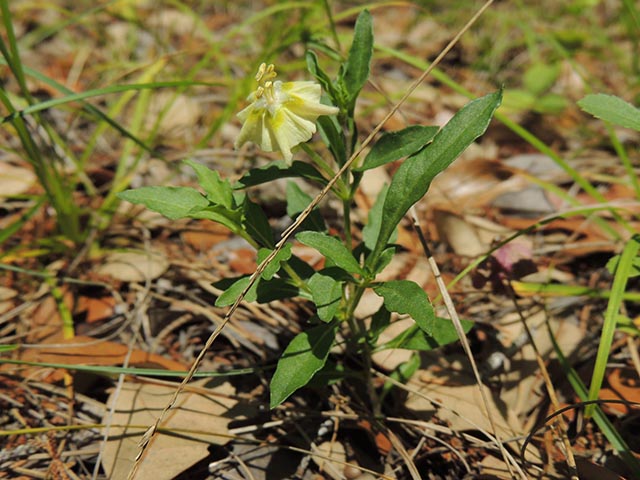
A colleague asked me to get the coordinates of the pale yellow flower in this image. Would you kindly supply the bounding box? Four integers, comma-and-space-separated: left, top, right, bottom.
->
235, 63, 339, 164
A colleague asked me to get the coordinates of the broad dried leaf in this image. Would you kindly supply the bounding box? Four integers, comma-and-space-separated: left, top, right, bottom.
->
97, 251, 169, 282
311, 441, 347, 480
18, 335, 187, 373
102, 380, 237, 479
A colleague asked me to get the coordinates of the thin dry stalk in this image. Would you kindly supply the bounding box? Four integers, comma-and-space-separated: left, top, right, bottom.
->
127, 1, 497, 477
373, 365, 524, 473
409, 207, 527, 479
387, 428, 421, 480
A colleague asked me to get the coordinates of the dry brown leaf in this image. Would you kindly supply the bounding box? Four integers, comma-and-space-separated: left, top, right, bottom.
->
406, 366, 514, 438
145, 91, 202, 139
406, 314, 582, 442
0, 286, 17, 315
102, 379, 237, 479
434, 210, 486, 257
0, 163, 36, 197
311, 441, 347, 480
76, 295, 117, 323
97, 251, 169, 282
181, 220, 231, 251
598, 367, 640, 415
15, 335, 187, 382
478, 455, 513, 479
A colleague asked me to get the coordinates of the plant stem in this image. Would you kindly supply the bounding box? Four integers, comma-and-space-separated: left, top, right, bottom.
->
342, 198, 352, 249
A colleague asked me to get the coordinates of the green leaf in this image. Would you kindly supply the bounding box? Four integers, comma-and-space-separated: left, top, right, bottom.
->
118, 186, 208, 220
355, 126, 439, 171
606, 253, 640, 278
381, 352, 420, 398
242, 197, 275, 248
373, 280, 435, 335
257, 243, 293, 280
306, 50, 337, 101
308, 268, 348, 322
215, 276, 259, 307
578, 93, 640, 131
381, 317, 473, 351
234, 161, 327, 189
184, 159, 234, 208
523, 62, 560, 96
362, 184, 388, 251
370, 90, 502, 262
431, 316, 473, 345
255, 277, 300, 303
342, 9, 373, 102
297, 231, 364, 276
369, 305, 391, 344
587, 234, 640, 418
317, 114, 347, 165
371, 246, 396, 276
535, 93, 567, 114
189, 205, 242, 233
270, 322, 337, 407
286, 181, 326, 232
215, 275, 298, 306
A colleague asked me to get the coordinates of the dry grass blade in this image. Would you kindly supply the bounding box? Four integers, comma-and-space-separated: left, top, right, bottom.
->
409, 207, 527, 479
127, 1, 497, 477
387, 428, 421, 480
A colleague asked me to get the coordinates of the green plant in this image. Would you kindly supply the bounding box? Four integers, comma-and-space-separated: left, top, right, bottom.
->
576, 93, 640, 419
0, 0, 83, 244
119, 10, 501, 409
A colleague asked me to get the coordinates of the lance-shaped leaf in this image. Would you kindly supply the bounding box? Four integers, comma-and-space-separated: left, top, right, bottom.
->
234, 160, 327, 189
308, 267, 351, 322
286, 181, 326, 233
381, 317, 474, 351
118, 186, 208, 220
341, 9, 373, 102
270, 322, 338, 407
297, 231, 364, 276
578, 93, 640, 132
374, 280, 435, 335
257, 243, 293, 280
370, 90, 502, 263
185, 159, 234, 208
355, 125, 439, 171
242, 197, 275, 248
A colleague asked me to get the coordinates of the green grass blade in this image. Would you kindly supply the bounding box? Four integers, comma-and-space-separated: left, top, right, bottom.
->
512, 281, 640, 302
0, 80, 220, 123
0, 196, 44, 246
548, 321, 640, 476
586, 234, 640, 418
0, 358, 260, 378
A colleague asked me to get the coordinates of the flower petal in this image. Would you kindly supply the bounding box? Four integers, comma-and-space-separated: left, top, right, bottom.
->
235, 66, 338, 163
